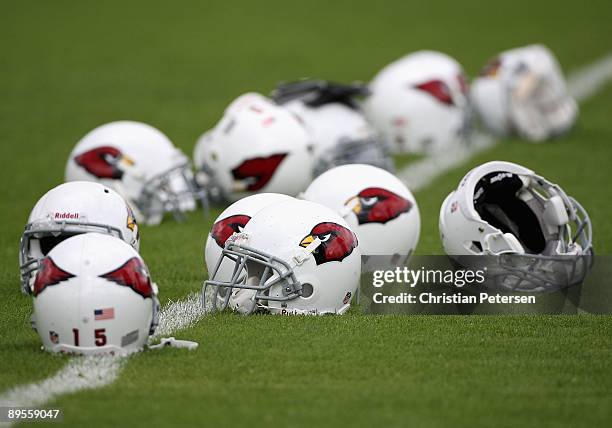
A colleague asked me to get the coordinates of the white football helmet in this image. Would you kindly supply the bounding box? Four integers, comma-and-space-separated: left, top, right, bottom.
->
204, 193, 294, 278
302, 164, 420, 270
362, 50, 470, 154
32, 233, 159, 355
283, 100, 394, 177
439, 161, 592, 291
471, 44, 577, 141
193, 93, 313, 201
203, 199, 361, 315
271, 79, 393, 177
66, 121, 205, 225
19, 181, 140, 295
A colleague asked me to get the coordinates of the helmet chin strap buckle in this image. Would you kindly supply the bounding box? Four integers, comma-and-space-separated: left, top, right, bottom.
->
149, 337, 199, 351
292, 238, 321, 266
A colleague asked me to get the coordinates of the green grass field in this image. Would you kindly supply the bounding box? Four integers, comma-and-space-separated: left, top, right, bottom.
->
1, 0, 611, 426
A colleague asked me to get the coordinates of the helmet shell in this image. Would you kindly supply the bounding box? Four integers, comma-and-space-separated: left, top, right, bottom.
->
303, 164, 420, 268
32, 233, 158, 355
193, 93, 314, 201
363, 51, 470, 154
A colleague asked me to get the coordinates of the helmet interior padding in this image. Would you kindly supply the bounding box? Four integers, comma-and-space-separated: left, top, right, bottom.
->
474, 172, 546, 254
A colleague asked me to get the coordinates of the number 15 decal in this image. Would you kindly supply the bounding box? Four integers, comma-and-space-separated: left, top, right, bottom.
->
72, 328, 107, 346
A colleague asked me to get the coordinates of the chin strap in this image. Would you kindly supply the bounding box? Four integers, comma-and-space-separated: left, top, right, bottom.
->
292, 238, 321, 266
148, 337, 199, 351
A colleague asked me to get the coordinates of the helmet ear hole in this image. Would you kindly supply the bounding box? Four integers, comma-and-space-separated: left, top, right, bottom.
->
301, 283, 314, 298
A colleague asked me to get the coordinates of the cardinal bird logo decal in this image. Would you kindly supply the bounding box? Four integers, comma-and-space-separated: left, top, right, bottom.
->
231, 153, 287, 191
126, 203, 140, 243
126, 204, 138, 232
100, 257, 154, 298
33, 257, 75, 296
210, 214, 251, 248
345, 187, 412, 225
413, 79, 454, 106
300, 222, 358, 265
74, 146, 135, 179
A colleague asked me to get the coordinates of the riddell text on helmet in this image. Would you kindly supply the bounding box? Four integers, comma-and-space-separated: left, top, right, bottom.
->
54, 212, 80, 220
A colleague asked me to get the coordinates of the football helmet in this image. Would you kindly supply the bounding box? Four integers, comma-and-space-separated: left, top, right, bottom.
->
204, 193, 294, 278
362, 50, 470, 154
203, 199, 361, 315
439, 161, 592, 291
272, 80, 393, 177
19, 181, 139, 295
471, 44, 577, 141
193, 93, 313, 201
32, 233, 159, 355
302, 164, 420, 270
65, 121, 205, 225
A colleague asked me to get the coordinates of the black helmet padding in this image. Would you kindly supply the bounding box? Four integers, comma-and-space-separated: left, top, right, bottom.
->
474, 172, 546, 254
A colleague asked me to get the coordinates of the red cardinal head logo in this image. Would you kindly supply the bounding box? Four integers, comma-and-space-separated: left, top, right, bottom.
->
33, 257, 75, 296
74, 146, 134, 179
299, 222, 358, 265
100, 257, 154, 298
345, 187, 412, 225
413, 79, 454, 106
231, 153, 287, 191
210, 214, 251, 248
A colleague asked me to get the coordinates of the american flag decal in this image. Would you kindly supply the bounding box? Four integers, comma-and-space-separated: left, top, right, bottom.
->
94, 308, 115, 321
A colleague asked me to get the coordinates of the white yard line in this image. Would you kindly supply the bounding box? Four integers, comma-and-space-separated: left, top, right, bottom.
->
151, 292, 204, 340
567, 53, 612, 101
397, 132, 495, 192
2, 52, 612, 422
0, 356, 125, 411
397, 52, 612, 192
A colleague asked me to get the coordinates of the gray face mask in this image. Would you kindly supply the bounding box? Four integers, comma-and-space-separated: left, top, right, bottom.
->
312, 134, 394, 178
202, 242, 305, 314
133, 161, 208, 224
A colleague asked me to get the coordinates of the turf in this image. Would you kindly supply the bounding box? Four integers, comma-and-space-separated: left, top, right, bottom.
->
1, 0, 611, 426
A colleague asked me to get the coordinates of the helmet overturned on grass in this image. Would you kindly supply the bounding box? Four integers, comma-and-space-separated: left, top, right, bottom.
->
439, 161, 592, 291
362, 50, 470, 154
203, 199, 361, 315
19, 181, 140, 295
65, 121, 205, 225
272, 79, 393, 177
193, 93, 313, 201
302, 164, 420, 270
204, 193, 294, 278
471, 44, 577, 141
32, 233, 159, 355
